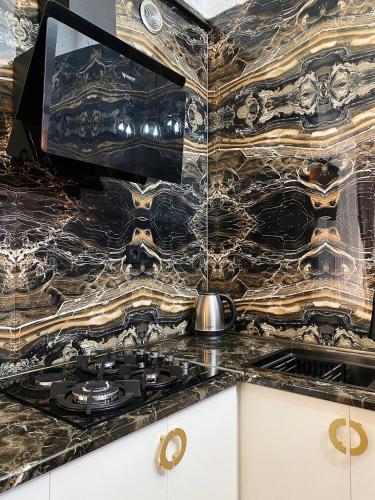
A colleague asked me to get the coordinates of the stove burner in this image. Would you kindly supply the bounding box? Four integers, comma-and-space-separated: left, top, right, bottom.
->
36, 372, 65, 388
72, 380, 120, 405
131, 367, 180, 390
19, 367, 77, 393
1, 349, 217, 429
145, 371, 159, 383
53, 379, 141, 415
77, 354, 137, 379
93, 360, 116, 371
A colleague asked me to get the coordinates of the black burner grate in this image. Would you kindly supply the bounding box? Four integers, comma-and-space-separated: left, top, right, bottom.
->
0, 350, 221, 429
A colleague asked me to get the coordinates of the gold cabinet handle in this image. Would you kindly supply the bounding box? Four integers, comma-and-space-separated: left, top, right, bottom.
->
349, 420, 368, 456
328, 418, 368, 457
159, 428, 187, 470
329, 418, 347, 454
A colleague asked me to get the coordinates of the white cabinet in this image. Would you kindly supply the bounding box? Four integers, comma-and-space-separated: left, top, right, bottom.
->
0, 474, 49, 500
239, 384, 351, 500
167, 386, 238, 500
49, 386, 238, 500
349, 405, 375, 500
50, 418, 168, 500
10, 382, 375, 500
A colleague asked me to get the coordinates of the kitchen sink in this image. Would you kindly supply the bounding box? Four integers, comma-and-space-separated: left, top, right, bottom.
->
251, 346, 375, 390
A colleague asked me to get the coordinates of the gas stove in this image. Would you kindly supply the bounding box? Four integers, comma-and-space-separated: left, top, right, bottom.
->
0, 350, 219, 429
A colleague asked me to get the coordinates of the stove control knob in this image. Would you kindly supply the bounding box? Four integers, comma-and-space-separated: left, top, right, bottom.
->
165, 354, 174, 363
150, 351, 160, 359
180, 360, 190, 370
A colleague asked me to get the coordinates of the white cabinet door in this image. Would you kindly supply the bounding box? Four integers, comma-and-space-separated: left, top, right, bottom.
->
166, 386, 238, 500
0, 474, 49, 500
240, 384, 350, 500
50, 419, 168, 500
349, 405, 375, 500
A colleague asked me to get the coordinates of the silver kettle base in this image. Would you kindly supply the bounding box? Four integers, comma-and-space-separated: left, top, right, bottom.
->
193, 329, 226, 340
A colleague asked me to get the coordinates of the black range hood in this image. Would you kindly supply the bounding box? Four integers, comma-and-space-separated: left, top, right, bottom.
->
8, 0, 187, 184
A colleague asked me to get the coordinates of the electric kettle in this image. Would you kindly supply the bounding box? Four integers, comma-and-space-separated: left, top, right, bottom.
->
194, 292, 237, 339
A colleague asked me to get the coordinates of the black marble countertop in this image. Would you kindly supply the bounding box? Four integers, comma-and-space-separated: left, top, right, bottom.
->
154, 332, 286, 371
0, 369, 238, 494
156, 333, 375, 411
3, 333, 375, 495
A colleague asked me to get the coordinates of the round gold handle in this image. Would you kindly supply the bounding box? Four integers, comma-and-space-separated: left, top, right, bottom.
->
349, 420, 368, 456
159, 428, 187, 470
328, 418, 347, 454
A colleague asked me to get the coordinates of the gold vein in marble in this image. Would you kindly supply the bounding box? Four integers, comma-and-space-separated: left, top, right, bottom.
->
0, 280, 196, 354
214, 16, 375, 98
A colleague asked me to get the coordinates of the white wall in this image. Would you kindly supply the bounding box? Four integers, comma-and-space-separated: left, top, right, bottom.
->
70, 0, 116, 34
183, 0, 247, 19
54, 0, 116, 56
55, 20, 97, 56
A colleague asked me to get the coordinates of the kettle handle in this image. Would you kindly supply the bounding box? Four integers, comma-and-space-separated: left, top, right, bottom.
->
218, 294, 237, 331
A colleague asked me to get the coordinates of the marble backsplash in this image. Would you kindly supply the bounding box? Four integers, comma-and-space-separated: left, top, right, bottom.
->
3, 0, 375, 375
0, 0, 208, 374
208, 0, 375, 349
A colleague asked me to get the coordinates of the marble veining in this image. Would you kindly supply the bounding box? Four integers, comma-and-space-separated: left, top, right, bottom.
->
4, 332, 375, 495
208, 0, 375, 347
0, 368, 238, 494
155, 332, 375, 412
3, 0, 375, 369
0, 0, 208, 371
154, 331, 286, 371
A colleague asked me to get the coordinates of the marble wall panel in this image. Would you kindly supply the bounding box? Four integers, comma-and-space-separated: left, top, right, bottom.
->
208, 0, 375, 349
0, 0, 208, 373
0, 0, 39, 362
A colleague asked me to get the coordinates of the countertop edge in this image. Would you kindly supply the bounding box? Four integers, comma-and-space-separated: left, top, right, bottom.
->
243, 367, 375, 411
5, 331, 375, 496
0, 372, 239, 495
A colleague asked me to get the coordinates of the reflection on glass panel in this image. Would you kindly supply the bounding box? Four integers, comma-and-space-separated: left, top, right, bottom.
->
42, 17, 186, 182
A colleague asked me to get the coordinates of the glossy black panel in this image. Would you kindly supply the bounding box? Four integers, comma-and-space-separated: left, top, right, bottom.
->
42, 17, 186, 183
8, 0, 187, 184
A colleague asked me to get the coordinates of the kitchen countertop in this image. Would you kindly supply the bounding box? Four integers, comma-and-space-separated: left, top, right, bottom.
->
153, 332, 286, 372
0, 369, 239, 494
3, 332, 375, 495
155, 333, 375, 412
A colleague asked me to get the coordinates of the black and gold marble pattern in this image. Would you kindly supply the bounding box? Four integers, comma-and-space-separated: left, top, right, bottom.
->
0, 368, 238, 494
0, 0, 208, 370
155, 332, 375, 412
154, 331, 286, 371
5, 332, 375, 495
208, 0, 375, 346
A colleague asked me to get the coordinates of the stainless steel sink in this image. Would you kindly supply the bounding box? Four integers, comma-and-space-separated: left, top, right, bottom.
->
251, 346, 375, 390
